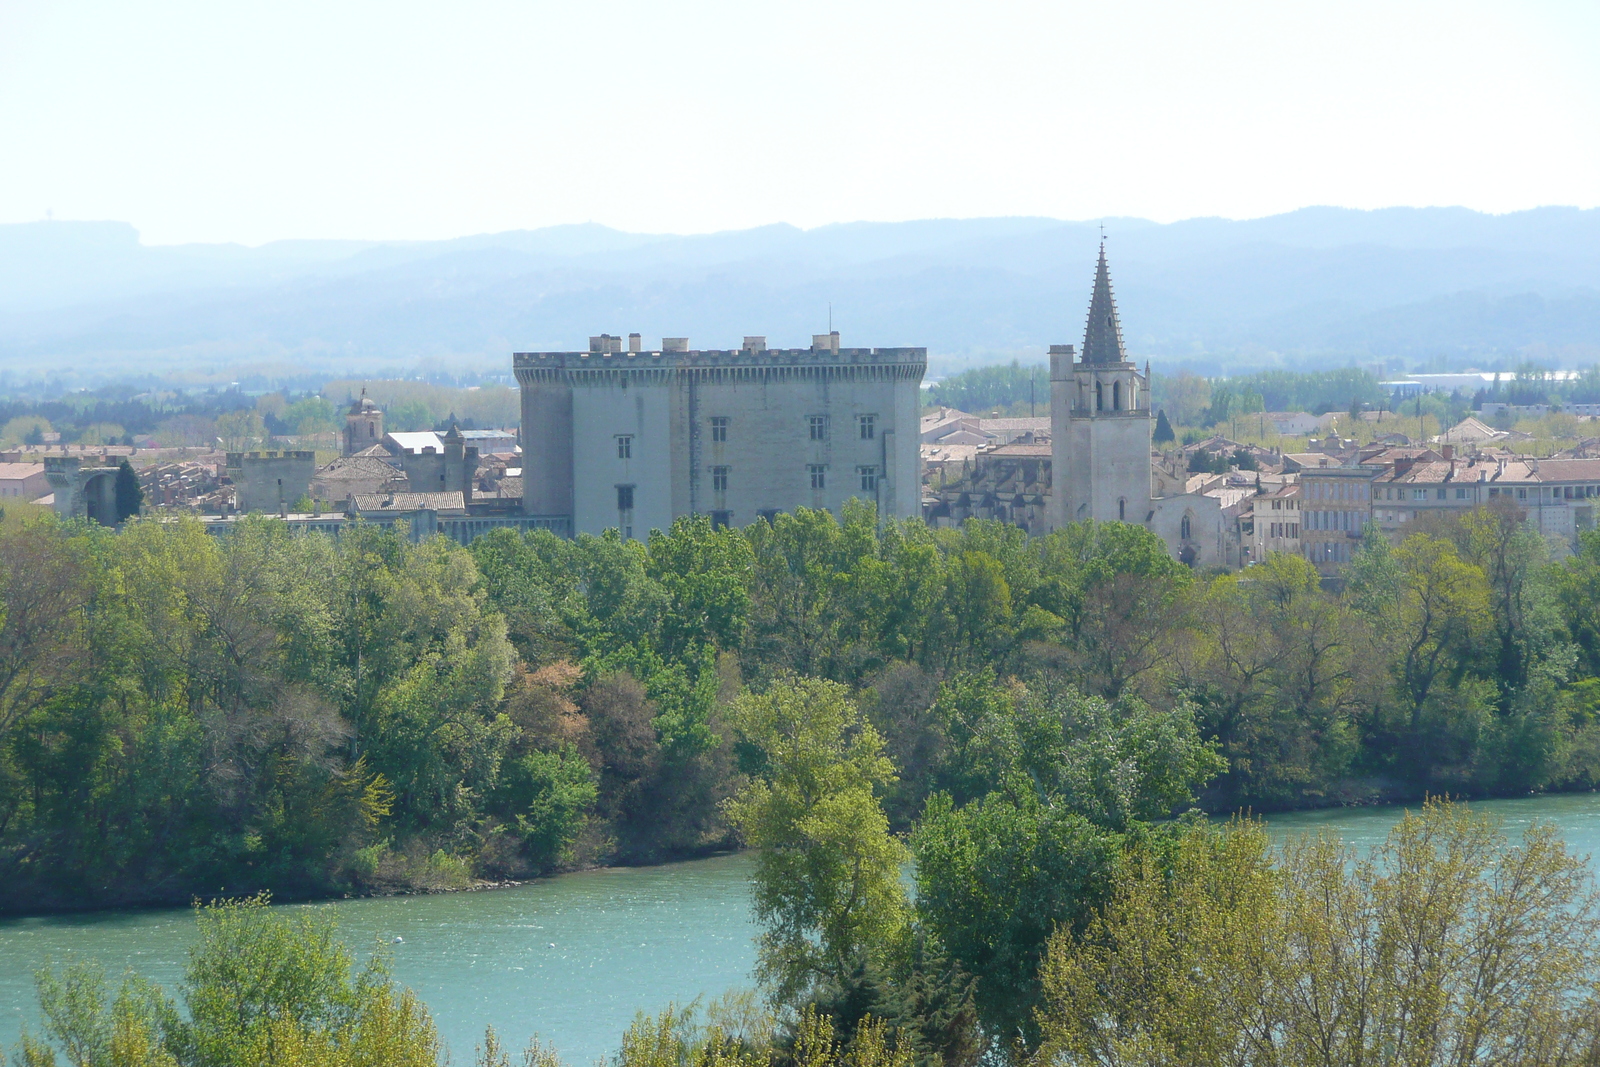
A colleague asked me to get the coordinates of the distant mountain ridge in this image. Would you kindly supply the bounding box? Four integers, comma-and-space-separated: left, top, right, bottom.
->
1, 207, 1597, 385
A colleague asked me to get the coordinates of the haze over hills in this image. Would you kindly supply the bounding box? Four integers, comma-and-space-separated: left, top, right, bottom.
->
2, 206, 1598, 388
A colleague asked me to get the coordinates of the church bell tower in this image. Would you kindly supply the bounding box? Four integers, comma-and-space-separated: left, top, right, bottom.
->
1049, 243, 1152, 528
344, 388, 384, 456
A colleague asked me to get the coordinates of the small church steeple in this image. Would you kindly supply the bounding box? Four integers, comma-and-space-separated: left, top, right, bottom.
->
1081, 242, 1127, 365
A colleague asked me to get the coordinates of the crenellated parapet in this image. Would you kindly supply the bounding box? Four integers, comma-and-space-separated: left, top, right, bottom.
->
513, 345, 927, 386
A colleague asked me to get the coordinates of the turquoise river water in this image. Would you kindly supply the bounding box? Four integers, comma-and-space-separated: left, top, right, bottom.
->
6, 794, 1600, 1061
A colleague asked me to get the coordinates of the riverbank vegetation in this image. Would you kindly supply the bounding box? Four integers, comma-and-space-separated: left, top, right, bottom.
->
15, 800, 1600, 1067
5, 499, 1600, 912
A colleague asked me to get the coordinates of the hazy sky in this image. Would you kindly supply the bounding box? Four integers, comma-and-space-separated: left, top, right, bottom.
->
1, 0, 1596, 245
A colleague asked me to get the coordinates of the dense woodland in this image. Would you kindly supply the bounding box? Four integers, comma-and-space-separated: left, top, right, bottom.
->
13, 499, 1600, 1065
4, 498, 1600, 916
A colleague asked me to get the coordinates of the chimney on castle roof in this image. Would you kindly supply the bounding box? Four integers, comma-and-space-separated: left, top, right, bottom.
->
628, 333, 642, 353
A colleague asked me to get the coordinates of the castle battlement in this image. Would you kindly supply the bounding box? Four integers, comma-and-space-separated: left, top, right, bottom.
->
513, 346, 926, 384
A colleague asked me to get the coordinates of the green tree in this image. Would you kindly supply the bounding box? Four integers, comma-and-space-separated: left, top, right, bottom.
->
215, 411, 266, 452
493, 745, 596, 869
26, 895, 442, 1067
1152, 409, 1174, 444
1037, 801, 1600, 1067
0, 415, 51, 448
1032, 521, 1190, 698
388, 400, 434, 432
724, 677, 910, 1005
912, 794, 1117, 1047
1389, 534, 1494, 781
115, 461, 144, 523
284, 396, 340, 437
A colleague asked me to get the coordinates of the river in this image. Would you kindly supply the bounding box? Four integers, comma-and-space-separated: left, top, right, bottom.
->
6, 794, 1600, 1061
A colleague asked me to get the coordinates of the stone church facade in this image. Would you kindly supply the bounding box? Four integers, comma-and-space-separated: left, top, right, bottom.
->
516, 333, 926, 537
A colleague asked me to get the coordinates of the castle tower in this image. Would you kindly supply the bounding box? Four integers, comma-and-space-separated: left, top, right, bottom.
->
442, 422, 476, 501
344, 389, 384, 456
1049, 243, 1152, 528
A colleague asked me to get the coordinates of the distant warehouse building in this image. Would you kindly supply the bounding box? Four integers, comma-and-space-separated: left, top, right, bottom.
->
515, 332, 927, 536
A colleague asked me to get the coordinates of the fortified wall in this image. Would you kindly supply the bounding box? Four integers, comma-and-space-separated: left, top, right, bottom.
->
514, 333, 927, 536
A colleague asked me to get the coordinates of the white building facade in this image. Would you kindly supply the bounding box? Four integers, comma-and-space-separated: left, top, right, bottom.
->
515, 333, 926, 537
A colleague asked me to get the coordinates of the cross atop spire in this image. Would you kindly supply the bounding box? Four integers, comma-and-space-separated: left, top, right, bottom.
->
1080, 242, 1127, 365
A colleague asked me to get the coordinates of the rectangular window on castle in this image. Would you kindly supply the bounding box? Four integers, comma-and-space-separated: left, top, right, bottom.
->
858, 466, 878, 492
711, 510, 731, 530
616, 485, 634, 511
712, 466, 729, 493
809, 465, 827, 490
859, 414, 876, 440
809, 415, 828, 441
710, 417, 728, 443
616, 435, 633, 459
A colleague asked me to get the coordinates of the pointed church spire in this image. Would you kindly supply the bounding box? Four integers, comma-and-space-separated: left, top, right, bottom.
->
1081, 242, 1127, 365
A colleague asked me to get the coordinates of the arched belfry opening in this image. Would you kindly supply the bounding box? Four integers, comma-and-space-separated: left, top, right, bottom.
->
1113, 380, 1122, 411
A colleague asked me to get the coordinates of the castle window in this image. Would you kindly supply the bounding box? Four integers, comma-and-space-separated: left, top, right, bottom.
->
1119, 498, 1126, 521
809, 464, 827, 490
859, 414, 876, 440
809, 415, 828, 441
710, 417, 728, 443
757, 508, 780, 524
712, 466, 729, 493
616, 435, 633, 459
1096, 381, 1104, 412
859, 466, 878, 492
711, 510, 731, 530
1113, 381, 1122, 411
1180, 514, 1192, 539
616, 485, 634, 511
370, 425, 375, 438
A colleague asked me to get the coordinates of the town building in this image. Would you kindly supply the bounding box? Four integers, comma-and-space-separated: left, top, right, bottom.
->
1262, 411, 1338, 436
515, 332, 926, 537
1247, 480, 1302, 562
382, 426, 479, 500
1299, 461, 1380, 575
922, 246, 1249, 568
226, 451, 317, 515
311, 445, 410, 502
921, 409, 1051, 448
924, 437, 1052, 533
0, 461, 49, 502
